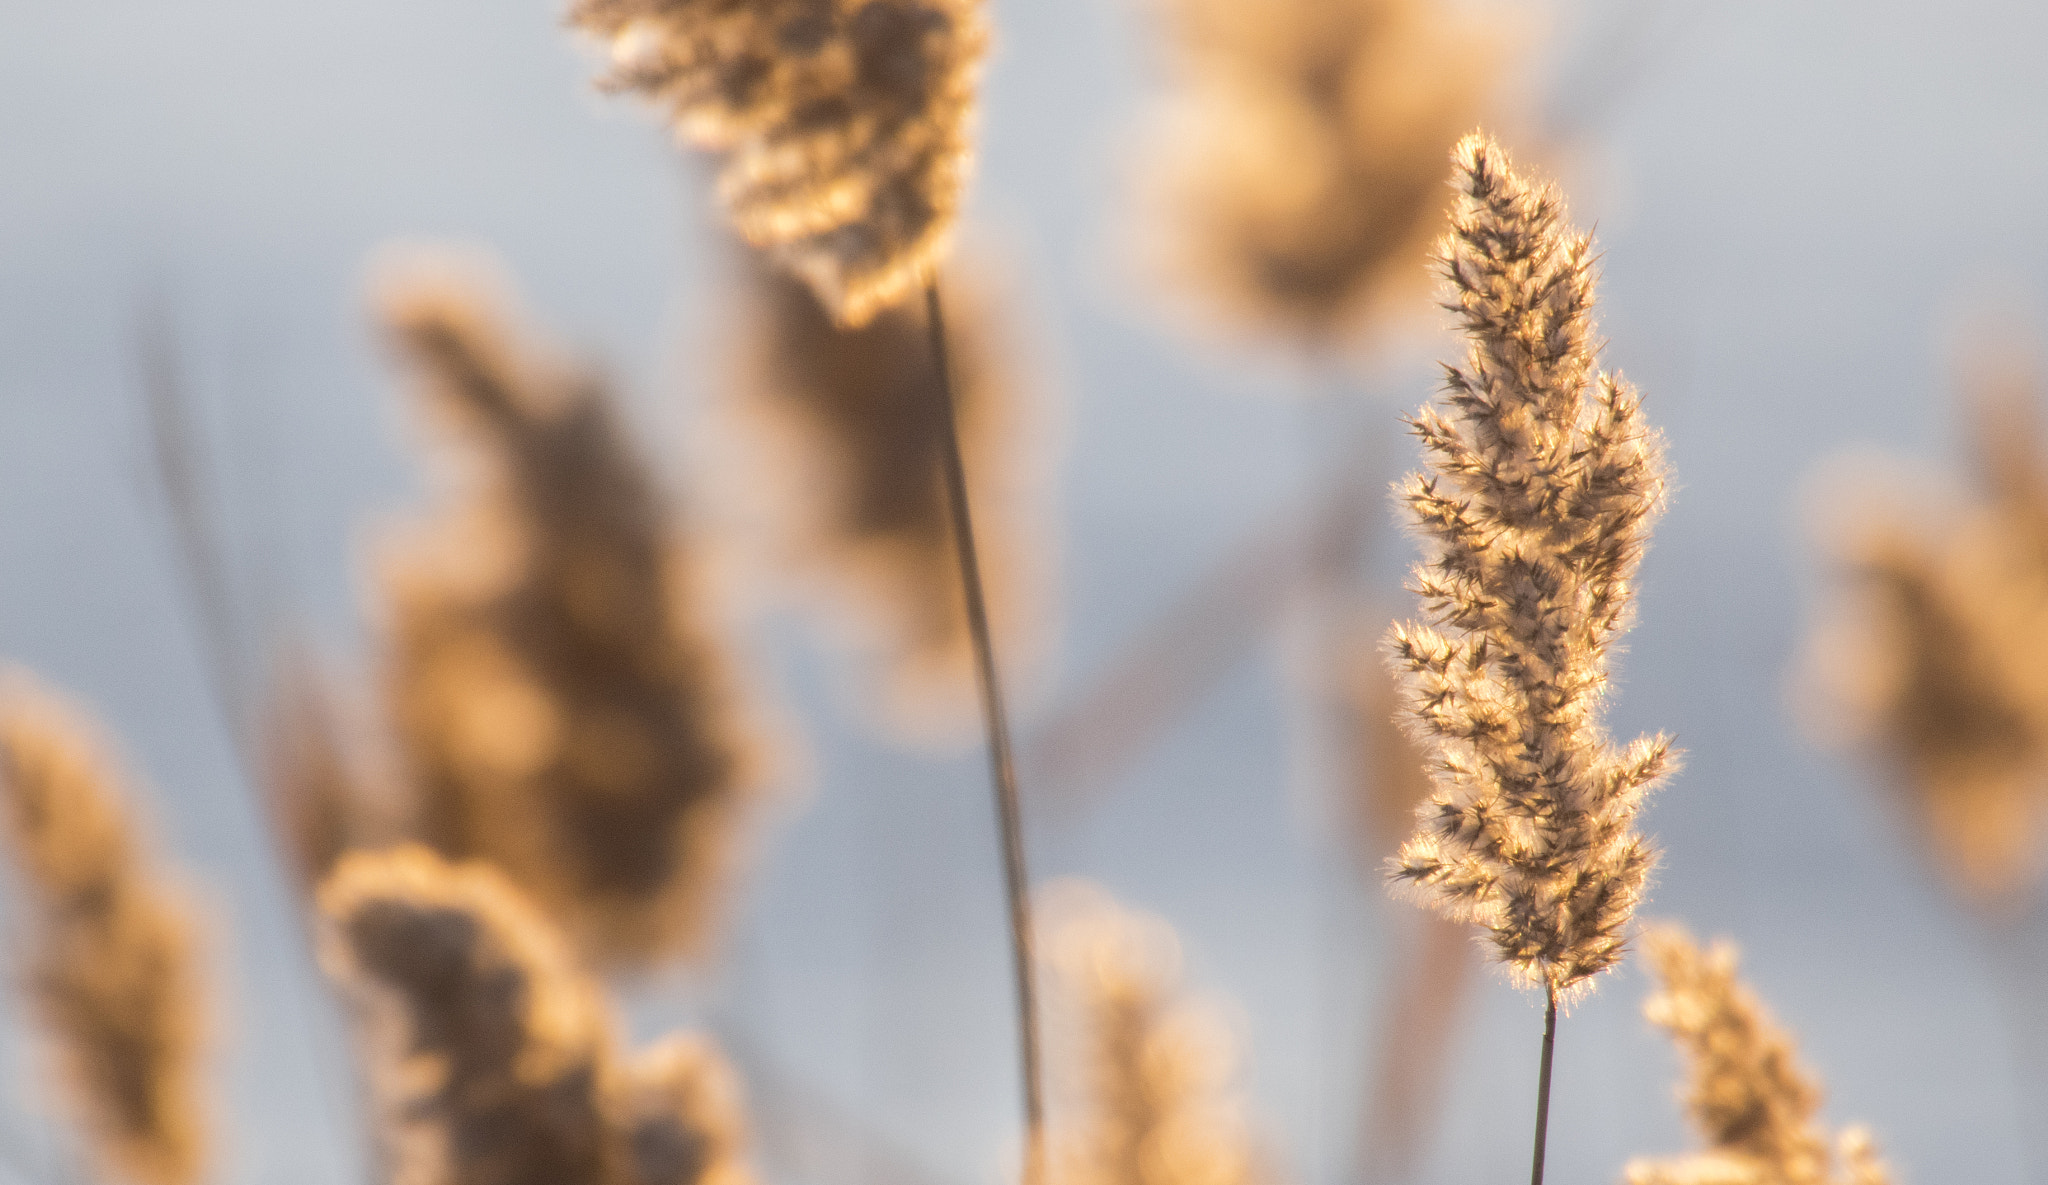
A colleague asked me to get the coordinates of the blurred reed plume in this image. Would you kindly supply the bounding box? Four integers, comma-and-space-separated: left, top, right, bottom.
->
320, 845, 756, 1185
621, 1035, 756, 1185
732, 258, 1044, 737
375, 251, 764, 968
0, 671, 209, 1185
319, 844, 620, 1185
1385, 134, 1675, 1002
1802, 354, 2048, 909
1133, 0, 1505, 344
1040, 882, 1263, 1185
570, 0, 988, 327
1627, 927, 1891, 1185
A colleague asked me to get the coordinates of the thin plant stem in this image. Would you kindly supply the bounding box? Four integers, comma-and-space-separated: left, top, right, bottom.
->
922, 280, 1045, 1185
1529, 986, 1559, 1185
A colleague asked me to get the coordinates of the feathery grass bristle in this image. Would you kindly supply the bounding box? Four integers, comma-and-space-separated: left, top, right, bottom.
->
0, 671, 209, 1185
1384, 134, 1675, 998
374, 250, 766, 967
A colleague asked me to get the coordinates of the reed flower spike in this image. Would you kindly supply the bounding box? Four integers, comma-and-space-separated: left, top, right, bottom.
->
318, 845, 621, 1185
1040, 882, 1262, 1185
376, 251, 764, 967
571, 0, 989, 327
1803, 362, 2048, 909
1136, 0, 1503, 343
1627, 926, 1892, 1185
0, 671, 209, 1185
619, 1035, 757, 1185
1385, 134, 1675, 999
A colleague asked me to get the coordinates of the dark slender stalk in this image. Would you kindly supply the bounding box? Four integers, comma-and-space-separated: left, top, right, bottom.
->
922, 280, 1044, 1185
1529, 986, 1559, 1185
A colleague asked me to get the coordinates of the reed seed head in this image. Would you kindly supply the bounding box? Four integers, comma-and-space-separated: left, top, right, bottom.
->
1384, 134, 1675, 999
1626, 926, 1893, 1185
1803, 363, 2048, 909
318, 844, 623, 1185
571, 0, 988, 327
0, 671, 209, 1185
375, 250, 766, 967
1041, 882, 1262, 1185
619, 1035, 756, 1185
1134, 0, 1504, 344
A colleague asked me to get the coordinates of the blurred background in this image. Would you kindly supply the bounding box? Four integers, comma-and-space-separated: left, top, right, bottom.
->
2, 1, 2047, 1183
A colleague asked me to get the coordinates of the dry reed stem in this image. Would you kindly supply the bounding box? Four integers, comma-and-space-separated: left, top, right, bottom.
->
571, 0, 987, 327
1041, 882, 1264, 1185
1385, 134, 1675, 999
1804, 356, 2048, 908
0, 671, 209, 1185
319, 845, 759, 1185
1134, 0, 1506, 345
375, 250, 765, 968
1627, 927, 1892, 1185
732, 258, 1043, 738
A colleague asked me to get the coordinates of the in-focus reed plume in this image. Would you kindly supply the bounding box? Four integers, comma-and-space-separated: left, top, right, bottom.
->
1041, 882, 1262, 1185
375, 251, 764, 968
319, 844, 621, 1185
570, 0, 988, 328
1386, 134, 1675, 999
1134, 0, 1505, 344
1628, 927, 1892, 1185
1802, 355, 2048, 910
0, 671, 208, 1185
1384, 134, 1672, 1185
732, 259, 1044, 736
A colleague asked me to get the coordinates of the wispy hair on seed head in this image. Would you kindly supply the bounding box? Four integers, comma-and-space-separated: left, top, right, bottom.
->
1384, 134, 1676, 999
1039, 881, 1263, 1185
0, 671, 209, 1185
570, 0, 989, 327
619, 1034, 756, 1185
373, 247, 767, 967
1627, 926, 1892, 1185
1133, 0, 1507, 346
725, 256, 1048, 740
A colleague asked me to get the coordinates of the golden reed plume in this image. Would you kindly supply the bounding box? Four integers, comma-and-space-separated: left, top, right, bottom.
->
375, 251, 765, 968
1803, 355, 2048, 908
318, 845, 755, 1185
1134, 0, 1504, 343
258, 643, 403, 895
1041, 882, 1263, 1185
1386, 135, 1675, 1001
0, 671, 208, 1185
1628, 927, 1892, 1185
731, 258, 1044, 736
571, 0, 988, 327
